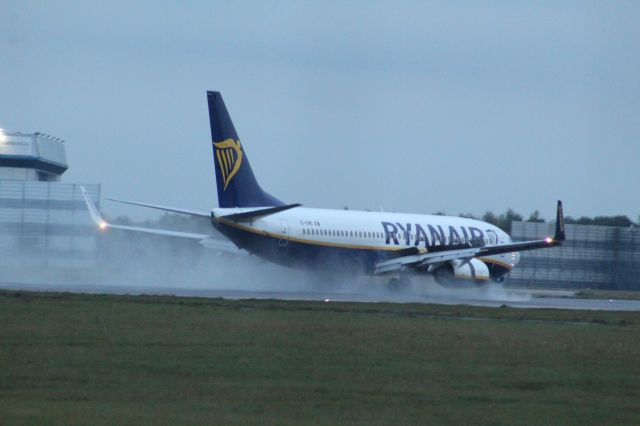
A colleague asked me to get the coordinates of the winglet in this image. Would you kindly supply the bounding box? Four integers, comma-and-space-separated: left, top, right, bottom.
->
80, 186, 108, 231
554, 200, 565, 241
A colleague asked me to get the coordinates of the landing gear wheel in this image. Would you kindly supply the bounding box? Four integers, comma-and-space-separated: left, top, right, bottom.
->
433, 266, 455, 287
386, 276, 412, 292
387, 277, 401, 291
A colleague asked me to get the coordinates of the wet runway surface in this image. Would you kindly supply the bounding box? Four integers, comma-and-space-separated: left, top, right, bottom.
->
3, 281, 640, 311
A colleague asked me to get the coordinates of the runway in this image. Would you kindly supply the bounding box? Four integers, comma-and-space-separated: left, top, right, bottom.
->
2, 281, 640, 311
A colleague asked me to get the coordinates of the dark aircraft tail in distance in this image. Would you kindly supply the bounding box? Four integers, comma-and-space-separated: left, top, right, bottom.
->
554, 200, 565, 241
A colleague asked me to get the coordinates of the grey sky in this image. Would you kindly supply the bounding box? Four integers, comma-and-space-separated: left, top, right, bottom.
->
1, 1, 639, 222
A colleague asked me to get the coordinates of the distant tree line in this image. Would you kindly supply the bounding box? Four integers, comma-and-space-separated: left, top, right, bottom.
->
457, 209, 636, 234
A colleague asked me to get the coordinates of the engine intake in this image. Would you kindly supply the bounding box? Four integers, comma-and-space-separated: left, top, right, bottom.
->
433, 258, 490, 285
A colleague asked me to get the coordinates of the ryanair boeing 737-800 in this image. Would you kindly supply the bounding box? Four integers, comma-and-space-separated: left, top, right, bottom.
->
82, 91, 565, 289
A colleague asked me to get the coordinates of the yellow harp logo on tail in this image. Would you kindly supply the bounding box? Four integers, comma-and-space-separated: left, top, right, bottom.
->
213, 138, 243, 190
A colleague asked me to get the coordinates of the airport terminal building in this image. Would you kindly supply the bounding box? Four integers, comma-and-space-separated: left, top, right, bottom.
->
0, 130, 100, 270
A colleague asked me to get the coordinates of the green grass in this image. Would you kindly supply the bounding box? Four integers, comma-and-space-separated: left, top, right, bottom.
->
575, 289, 640, 301
1, 291, 639, 425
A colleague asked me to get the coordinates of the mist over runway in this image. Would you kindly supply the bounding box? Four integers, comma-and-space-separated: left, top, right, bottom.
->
3, 280, 640, 312
5, 229, 639, 312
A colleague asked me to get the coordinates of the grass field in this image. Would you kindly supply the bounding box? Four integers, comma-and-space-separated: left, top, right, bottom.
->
1, 291, 639, 425
575, 289, 640, 301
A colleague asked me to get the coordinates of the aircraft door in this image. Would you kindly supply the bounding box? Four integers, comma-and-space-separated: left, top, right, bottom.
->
278, 219, 289, 247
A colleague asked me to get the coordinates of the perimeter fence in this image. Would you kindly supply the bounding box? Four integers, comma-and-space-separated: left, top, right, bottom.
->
509, 221, 640, 290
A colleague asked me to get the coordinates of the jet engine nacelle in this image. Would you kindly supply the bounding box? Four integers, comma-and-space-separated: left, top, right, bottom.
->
433, 258, 490, 285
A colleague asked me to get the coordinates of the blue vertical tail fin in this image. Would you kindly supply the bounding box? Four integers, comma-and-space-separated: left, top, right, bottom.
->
207, 91, 284, 208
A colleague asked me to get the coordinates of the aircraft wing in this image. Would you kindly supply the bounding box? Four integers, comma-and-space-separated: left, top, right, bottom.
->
478, 200, 565, 256
80, 186, 242, 252
105, 197, 210, 218
81, 186, 211, 239
374, 200, 565, 275
374, 246, 481, 275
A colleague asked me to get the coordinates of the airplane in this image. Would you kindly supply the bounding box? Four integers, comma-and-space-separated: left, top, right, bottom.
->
82, 91, 565, 289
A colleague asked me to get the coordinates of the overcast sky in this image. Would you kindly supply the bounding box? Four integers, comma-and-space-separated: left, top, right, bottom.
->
1, 1, 638, 222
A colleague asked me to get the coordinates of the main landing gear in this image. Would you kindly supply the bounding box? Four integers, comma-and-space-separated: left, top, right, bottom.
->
386, 275, 412, 291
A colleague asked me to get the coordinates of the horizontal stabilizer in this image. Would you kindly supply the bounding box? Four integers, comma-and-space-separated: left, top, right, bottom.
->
220, 203, 302, 221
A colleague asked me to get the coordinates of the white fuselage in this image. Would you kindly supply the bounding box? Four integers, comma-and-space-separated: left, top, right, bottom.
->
212, 206, 520, 275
